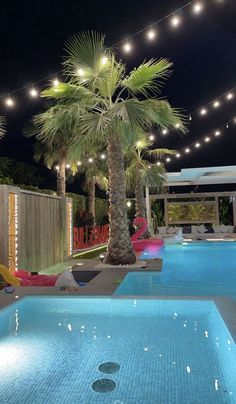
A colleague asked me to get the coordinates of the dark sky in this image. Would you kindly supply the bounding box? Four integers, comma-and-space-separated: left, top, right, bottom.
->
0, 0, 236, 191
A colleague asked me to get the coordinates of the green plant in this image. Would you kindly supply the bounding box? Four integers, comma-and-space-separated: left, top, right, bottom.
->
168, 204, 183, 222
38, 31, 186, 265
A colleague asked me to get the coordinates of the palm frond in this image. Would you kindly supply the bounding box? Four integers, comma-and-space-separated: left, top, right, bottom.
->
145, 148, 176, 159
122, 59, 172, 96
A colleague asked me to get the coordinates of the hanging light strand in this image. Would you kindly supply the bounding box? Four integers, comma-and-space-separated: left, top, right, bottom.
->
163, 115, 236, 163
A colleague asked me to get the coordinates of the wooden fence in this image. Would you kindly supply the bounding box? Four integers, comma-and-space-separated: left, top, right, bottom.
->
0, 185, 73, 273
73, 224, 109, 251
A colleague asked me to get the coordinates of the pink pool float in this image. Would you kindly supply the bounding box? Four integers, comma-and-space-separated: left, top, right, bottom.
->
14, 269, 58, 286
131, 217, 164, 252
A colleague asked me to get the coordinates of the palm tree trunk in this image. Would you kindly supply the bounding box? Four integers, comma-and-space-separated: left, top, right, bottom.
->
88, 177, 95, 221
135, 164, 145, 217
57, 159, 66, 197
104, 135, 136, 265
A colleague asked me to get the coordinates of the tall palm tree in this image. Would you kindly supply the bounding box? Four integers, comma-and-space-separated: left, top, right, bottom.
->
38, 32, 186, 265
125, 135, 174, 218
0, 116, 6, 140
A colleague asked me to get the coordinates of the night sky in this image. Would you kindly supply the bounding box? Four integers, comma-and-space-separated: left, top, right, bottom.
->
0, 0, 236, 191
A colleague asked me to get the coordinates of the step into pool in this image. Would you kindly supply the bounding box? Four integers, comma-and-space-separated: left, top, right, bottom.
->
0, 297, 235, 403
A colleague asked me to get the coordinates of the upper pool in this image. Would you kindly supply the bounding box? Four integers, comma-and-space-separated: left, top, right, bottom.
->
115, 242, 236, 299
0, 297, 236, 403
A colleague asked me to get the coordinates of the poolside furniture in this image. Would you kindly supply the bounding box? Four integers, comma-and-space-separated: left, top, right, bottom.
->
157, 224, 236, 240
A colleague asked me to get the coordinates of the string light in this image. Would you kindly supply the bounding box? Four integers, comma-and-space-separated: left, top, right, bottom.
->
146, 29, 157, 40
77, 68, 84, 76
157, 161, 161, 166
226, 93, 234, 100
66, 164, 71, 169
162, 128, 168, 135
5, 97, 14, 107
101, 56, 108, 65
214, 130, 221, 136
193, 2, 204, 14
166, 157, 171, 162
55, 165, 59, 171
123, 42, 132, 53
185, 148, 190, 153
88, 158, 93, 163
176, 153, 181, 158
77, 161, 82, 166
100, 154, 106, 159
195, 142, 201, 148
53, 78, 59, 86
213, 100, 220, 108
170, 16, 181, 28
29, 88, 38, 97
200, 108, 207, 116
149, 134, 155, 141
204, 136, 210, 142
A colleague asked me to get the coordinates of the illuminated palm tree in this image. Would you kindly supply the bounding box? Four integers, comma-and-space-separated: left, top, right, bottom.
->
125, 135, 174, 218
38, 32, 186, 264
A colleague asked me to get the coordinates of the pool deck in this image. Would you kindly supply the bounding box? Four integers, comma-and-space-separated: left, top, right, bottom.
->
1, 256, 236, 342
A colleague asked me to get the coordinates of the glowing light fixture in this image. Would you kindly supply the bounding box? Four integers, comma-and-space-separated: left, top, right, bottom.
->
53, 78, 59, 86
226, 93, 234, 100
88, 158, 93, 163
205, 136, 210, 142
195, 142, 201, 148
149, 134, 155, 141
5, 97, 14, 107
200, 108, 207, 116
171, 16, 181, 27
146, 29, 156, 40
166, 157, 171, 162
175, 123, 180, 129
77, 161, 82, 166
55, 165, 59, 171
162, 128, 168, 135
100, 154, 106, 160
123, 42, 132, 53
213, 100, 220, 108
66, 164, 71, 169
185, 148, 190, 153
214, 130, 221, 136
193, 2, 203, 14
176, 153, 181, 158
156, 161, 161, 166
127, 201, 132, 208
101, 56, 108, 65
77, 68, 84, 76
29, 88, 38, 97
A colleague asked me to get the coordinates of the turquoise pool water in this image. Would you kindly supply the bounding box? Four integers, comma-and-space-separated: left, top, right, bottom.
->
0, 297, 236, 403
115, 242, 236, 299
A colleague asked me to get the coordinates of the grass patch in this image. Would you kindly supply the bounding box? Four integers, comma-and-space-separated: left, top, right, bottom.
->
73, 245, 107, 259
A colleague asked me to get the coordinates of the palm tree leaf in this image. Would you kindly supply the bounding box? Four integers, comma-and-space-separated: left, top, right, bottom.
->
0, 116, 6, 139
122, 59, 172, 96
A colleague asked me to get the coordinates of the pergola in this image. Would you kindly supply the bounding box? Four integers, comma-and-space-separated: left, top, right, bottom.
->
145, 166, 236, 227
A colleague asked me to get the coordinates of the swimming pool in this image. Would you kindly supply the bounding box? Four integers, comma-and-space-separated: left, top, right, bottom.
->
115, 242, 236, 299
0, 297, 236, 403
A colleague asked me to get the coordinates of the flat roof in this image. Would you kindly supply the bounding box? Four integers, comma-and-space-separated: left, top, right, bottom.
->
167, 165, 236, 186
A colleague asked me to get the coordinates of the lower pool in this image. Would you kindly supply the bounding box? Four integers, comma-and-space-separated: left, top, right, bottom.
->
0, 297, 236, 403
115, 242, 236, 300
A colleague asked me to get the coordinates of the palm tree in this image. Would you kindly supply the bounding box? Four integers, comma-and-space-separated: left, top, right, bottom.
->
0, 116, 6, 140
31, 104, 81, 196
80, 160, 108, 221
125, 135, 174, 218
39, 32, 186, 265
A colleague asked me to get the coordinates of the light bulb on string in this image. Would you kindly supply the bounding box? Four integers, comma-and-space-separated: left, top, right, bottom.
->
5, 97, 14, 107
101, 56, 108, 65
66, 164, 71, 169
77, 161, 82, 166
53, 78, 59, 86
214, 130, 221, 136
195, 142, 201, 148
146, 28, 157, 40
226, 93, 234, 100
77, 68, 84, 76
193, 2, 204, 14
100, 154, 106, 160
29, 88, 38, 98
170, 16, 181, 28
213, 100, 220, 108
55, 165, 59, 171
176, 153, 181, 158
88, 158, 93, 163
123, 42, 132, 53
156, 161, 161, 166
200, 108, 207, 116
205, 136, 210, 142
149, 134, 155, 141
162, 128, 168, 135
166, 157, 171, 162
226, 124, 229, 129
185, 148, 190, 153
189, 115, 192, 121
175, 123, 180, 129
